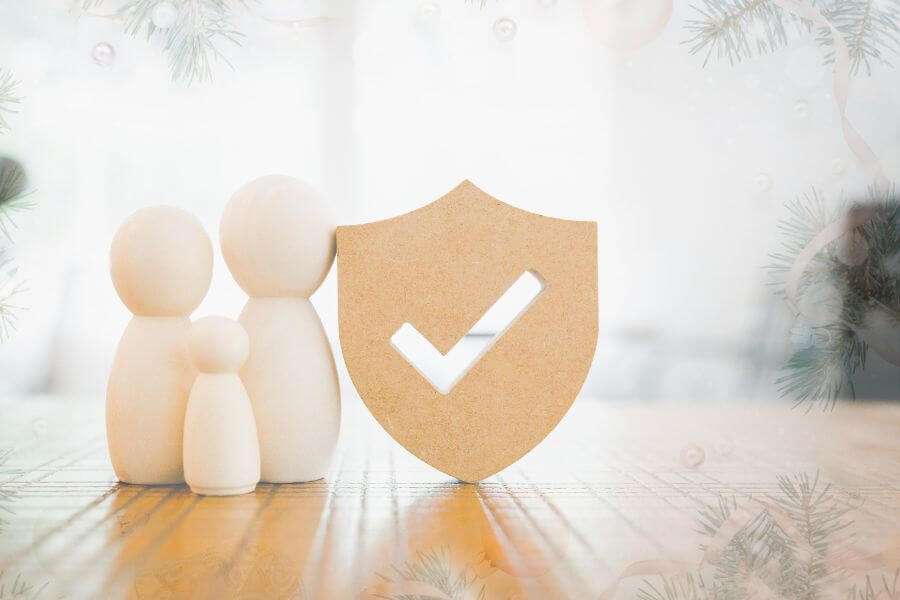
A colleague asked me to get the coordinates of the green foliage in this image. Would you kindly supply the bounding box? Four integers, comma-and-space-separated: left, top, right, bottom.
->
684, 0, 807, 67
78, 0, 246, 85
376, 547, 486, 600
75, 0, 107, 10
0, 158, 32, 342
0, 570, 49, 599
766, 186, 900, 411
0, 69, 22, 133
684, 0, 900, 75
0, 157, 33, 243
768, 472, 854, 597
0, 448, 18, 535
775, 330, 866, 411
636, 472, 858, 600
637, 573, 710, 600
0, 252, 26, 342
819, 0, 900, 75
768, 190, 833, 286
692, 481, 813, 599
847, 569, 900, 600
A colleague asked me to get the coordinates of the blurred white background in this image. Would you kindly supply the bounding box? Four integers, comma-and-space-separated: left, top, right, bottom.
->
0, 0, 897, 403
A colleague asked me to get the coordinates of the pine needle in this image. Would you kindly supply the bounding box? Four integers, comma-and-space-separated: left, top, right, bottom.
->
0, 157, 33, 243
0, 158, 32, 343
768, 472, 854, 596
0, 448, 18, 534
819, 0, 900, 75
684, 0, 900, 73
683, 0, 809, 66
637, 472, 859, 600
0, 69, 22, 133
75, 0, 108, 11
766, 186, 899, 411
377, 547, 485, 600
775, 328, 866, 411
637, 573, 709, 600
847, 568, 900, 600
0, 252, 26, 342
120, 0, 246, 85
79, 0, 247, 85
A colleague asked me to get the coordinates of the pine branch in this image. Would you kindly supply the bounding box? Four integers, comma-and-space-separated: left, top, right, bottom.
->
684, 0, 900, 74
776, 326, 866, 411
0, 570, 49, 600
637, 573, 710, 600
75, 0, 107, 10
115, 0, 246, 85
768, 472, 854, 596
0, 69, 22, 134
858, 191, 900, 320
378, 547, 484, 600
639, 471, 861, 599
0, 448, 18, 534
683, 0, 811, 66
76, 0, 247, 84
0, 158, 32, 343
694, 491, 801, 598
0, 157, 34, 243
766, 189, 833, 290
0, 252, 26, 343
767, 186, 899, 410
820, 0, 900, 75
847, 568, 900, 600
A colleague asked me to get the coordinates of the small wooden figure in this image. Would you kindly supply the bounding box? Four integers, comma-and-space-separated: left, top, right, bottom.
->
183, 316, 260, 496
107, 206, 213, 484
220, 174, 340, 483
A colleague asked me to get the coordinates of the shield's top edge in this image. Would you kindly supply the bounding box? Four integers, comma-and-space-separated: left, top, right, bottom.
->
336, 179, 596, 233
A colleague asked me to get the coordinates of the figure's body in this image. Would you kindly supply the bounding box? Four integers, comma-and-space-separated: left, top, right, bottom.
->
107, 317, 194, 483
183, 316, 260, 496
106, 206, 213, 484
239, 298, 339, 482
220, 174, 340, 483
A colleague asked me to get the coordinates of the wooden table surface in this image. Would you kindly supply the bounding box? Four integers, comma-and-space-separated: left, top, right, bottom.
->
0, 397, 898, 599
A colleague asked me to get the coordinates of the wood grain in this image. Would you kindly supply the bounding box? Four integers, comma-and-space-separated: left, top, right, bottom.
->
0, 397, 898, 599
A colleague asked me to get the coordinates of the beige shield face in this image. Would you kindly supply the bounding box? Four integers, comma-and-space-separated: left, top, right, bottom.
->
336, 181, 598, 482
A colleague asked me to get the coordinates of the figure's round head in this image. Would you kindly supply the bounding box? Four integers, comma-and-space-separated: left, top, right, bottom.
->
110, 206, 213, 316
219, 174, 335, 298
187, 316, 249, 373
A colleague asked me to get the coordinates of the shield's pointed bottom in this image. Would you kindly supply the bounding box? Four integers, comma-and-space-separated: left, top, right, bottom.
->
441, 465, 504, 484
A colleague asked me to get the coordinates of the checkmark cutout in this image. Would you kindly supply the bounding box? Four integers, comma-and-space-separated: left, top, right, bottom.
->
390, 270, 546, 395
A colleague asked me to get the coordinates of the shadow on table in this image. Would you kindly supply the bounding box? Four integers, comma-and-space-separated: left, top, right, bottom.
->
93, 484, 325, 599
357, 482, 576, 599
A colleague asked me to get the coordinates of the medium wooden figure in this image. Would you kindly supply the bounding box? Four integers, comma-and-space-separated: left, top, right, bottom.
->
107, 205, 213, 484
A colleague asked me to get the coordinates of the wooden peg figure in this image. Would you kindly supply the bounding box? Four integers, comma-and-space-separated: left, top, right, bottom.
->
220, 174, 340, 483
183, 316, 261, 496
107, 206, 213, 484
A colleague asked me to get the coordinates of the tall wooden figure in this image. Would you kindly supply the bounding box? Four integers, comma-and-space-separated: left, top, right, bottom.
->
107, 206, 213, 484
220, 175, 340, 483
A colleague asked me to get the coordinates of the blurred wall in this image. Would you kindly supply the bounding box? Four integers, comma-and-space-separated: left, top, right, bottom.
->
0, 0, 897, 402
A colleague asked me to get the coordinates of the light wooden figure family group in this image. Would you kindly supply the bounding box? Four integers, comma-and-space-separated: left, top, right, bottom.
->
106, 175, 340, 496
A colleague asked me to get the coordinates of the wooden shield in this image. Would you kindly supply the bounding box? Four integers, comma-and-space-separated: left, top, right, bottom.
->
336, 181, 597, 482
